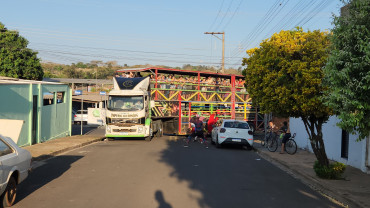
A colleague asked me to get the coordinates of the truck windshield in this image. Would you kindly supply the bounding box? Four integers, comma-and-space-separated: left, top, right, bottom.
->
108, 96, 144, 111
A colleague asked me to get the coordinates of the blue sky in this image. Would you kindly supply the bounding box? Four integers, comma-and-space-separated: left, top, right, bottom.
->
1, 0, 342, 68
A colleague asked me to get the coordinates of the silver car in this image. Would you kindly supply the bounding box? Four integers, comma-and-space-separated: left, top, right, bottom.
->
0, 135, 32, 207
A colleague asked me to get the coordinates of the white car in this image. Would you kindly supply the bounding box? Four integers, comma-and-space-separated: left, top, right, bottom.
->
73, 110, 88, 125
211, 119, 254, 149
0, 135, 32, 207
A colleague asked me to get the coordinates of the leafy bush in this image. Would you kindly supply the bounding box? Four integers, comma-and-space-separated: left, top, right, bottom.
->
314, 161, 346, 179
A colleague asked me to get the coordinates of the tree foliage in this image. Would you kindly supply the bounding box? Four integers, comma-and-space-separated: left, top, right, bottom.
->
0, 22, 43, 80
243, 28, 332, 166
324, 0, 370, 140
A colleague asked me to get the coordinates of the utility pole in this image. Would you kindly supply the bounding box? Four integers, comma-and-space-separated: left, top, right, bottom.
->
204, 32, 225, 73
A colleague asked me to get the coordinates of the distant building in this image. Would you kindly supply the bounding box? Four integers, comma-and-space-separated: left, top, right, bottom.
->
0, 76, 72, 146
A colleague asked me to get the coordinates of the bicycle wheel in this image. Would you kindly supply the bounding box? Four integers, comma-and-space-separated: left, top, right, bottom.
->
263, 133, 273, 147
285, 139, 297, 155
267, 138, 278, 152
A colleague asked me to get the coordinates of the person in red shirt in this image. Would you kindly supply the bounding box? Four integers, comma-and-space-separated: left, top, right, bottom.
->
207, 113, 218, 136
185, 115, 208, 148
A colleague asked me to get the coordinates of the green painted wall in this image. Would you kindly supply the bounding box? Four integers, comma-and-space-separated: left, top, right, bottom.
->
0, 84, 32, 146
39, 85, 71, 143
0, 83, 71, 146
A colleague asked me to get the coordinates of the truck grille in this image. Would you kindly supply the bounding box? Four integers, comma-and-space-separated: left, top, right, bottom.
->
113, 129, 137, 133
114, 123, 137, 127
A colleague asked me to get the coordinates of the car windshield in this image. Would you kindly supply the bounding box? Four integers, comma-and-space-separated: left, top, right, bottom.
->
76, 110, 87, 114
224, 121, 249, 129
108, 96, 144, 111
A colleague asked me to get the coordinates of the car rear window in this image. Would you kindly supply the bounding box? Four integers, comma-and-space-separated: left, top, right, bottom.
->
224, 121, 249, 129
224, 122, 234, 128
236, 122, 249, 129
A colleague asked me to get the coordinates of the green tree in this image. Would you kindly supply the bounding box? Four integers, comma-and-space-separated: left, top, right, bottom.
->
0, 22, 43, 80
243, 28, 332, 166
324, 0, 370, 141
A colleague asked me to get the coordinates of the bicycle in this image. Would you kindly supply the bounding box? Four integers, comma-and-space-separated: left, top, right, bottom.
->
261, 130, 276, 147
266, 133, 297, 155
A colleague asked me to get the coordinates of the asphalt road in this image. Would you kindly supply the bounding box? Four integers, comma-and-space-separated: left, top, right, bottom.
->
15, 136, 341, 208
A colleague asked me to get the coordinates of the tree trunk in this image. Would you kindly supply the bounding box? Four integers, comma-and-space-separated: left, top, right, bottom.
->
302, 116, 329, 167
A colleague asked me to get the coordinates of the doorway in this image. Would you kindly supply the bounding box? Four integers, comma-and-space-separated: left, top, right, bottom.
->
32, 95, 38, 144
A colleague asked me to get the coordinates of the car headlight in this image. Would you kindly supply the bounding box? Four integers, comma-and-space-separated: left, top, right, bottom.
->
138, 127, 143, 133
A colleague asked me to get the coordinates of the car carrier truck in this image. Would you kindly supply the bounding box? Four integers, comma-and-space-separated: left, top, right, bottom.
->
105, 77, 163, 140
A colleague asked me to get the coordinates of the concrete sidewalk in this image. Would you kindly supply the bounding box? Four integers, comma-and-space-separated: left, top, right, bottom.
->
23, 134, 104, 161
254, 139, 370, 208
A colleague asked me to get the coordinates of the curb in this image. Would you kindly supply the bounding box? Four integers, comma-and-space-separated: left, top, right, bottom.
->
31, 137, 105, 162
254, 147, 360, 208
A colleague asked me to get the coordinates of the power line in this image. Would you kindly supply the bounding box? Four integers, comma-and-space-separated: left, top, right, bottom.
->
265, 0, 310, 36
37, 49, 231, 65
208, 0, 226, 31
229, 0, 282, 58
230, 0, 289, 66
229, 0, 334, 68
31, 42, 244, 60
222, 0, 244, 31
299, 0, 334, 27
214, 0, 235, 31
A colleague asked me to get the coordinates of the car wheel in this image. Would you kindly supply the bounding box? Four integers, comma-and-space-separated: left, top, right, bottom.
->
1, 176, 17, 207
216, 136, 221, 148
211, 137, 215, 145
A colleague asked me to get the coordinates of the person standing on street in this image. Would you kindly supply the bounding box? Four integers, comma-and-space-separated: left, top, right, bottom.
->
185, 115, 208, 148
280, 121, 291, 154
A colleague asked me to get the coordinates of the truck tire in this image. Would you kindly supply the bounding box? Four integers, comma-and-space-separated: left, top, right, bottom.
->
154, 120, 163, 137
158, 121, 164, 137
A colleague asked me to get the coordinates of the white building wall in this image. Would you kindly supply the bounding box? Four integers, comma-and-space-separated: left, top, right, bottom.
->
290, 116, 369, 173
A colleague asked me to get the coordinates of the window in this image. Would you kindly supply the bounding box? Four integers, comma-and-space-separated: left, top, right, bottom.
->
236, 122, 249, 129
43, 92, 55, 106
107, 96, 144, 111
0, 139, 13, 156
224, 121, 249, 129
224, 122, 233, 128
57, 92, 65, 104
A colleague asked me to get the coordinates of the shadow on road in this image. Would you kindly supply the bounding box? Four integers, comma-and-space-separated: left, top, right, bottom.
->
155, 190, 172, 208
71, 124, 98, 136
16, 155, 83, 204
159, 139, 342, 208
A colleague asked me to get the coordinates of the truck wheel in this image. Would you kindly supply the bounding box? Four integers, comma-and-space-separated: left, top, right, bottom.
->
159, 121, 164, 137
1, 176, 17, 207
105, 137, 114, 141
